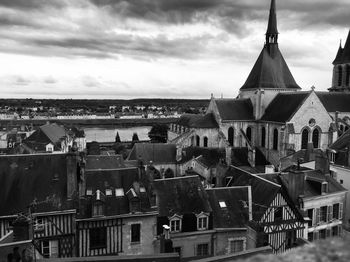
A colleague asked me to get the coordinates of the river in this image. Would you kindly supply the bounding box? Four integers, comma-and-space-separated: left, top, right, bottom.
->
84, 126, 151, 143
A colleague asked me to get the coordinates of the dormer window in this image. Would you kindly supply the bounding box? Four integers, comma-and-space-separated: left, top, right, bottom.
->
196, 212, 209, 231
321, 182, 328, 194
169, 214, 183, 233
86, 188, 93, 196
105, 189, 112, 196
140, 187, 146, 193
93, 202, 104, 217
115, 188, 124, 197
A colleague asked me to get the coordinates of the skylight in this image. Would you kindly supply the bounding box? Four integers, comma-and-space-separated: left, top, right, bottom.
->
219, 201, 227, 208
115, 188, 124, 197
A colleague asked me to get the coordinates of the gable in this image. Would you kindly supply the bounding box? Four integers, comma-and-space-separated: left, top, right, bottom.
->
289, 91, 333, 133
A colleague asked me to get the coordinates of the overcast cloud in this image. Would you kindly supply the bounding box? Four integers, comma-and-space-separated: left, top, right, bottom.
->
0, 0, 349, 99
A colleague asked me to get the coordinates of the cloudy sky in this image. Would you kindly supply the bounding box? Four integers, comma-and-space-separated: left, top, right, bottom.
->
0, 0, 349, 99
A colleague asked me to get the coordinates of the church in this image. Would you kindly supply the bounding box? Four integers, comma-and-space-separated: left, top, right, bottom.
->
168, 0, 350, 167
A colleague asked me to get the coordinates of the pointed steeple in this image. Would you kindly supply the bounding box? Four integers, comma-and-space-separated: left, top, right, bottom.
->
333, 40, 343, 65
341, 29, 350, 63
266, 0, 278, 45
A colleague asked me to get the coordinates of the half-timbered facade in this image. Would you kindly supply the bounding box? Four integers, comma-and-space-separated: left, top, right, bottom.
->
228, 167, 306, 253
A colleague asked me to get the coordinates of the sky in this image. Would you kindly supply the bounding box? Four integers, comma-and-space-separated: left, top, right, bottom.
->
0, 0, 349, 99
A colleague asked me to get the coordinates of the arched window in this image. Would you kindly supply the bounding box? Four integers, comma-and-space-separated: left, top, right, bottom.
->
312, 129, 320, 148
203, 137, 208, 147
191, 136, 195, 146
261, 127, 266, 147
338, 66, 343, 86
228, 127, 234, 146
273, 128, 278, 150
246, 127, 252, 142
301, 128, 309, 150
196, 135, 200, 147
346, 65, 350, 86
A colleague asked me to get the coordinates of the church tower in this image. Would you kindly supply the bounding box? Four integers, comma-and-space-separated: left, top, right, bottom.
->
239, 0, 301, 119
329, 30, 350, 92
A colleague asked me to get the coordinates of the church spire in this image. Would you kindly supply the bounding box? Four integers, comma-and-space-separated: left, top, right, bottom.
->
266, 0, 278, 45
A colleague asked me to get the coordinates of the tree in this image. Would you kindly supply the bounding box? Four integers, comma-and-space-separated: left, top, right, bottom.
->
115, 132, 121, 143
148, 124, 168, 143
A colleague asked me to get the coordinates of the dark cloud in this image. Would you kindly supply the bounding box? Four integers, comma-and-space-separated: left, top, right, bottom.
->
0, 0, 65, 10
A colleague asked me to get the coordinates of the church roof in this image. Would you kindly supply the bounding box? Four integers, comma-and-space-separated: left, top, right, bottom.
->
261, 92, 309, 122
316, 92, 350, 112
266, 0, 278, 36
177, 113, 219, 128
127, 143, 177, 164
240, 46, 301, 91
334, 30, 350, 64
214, 99, 255, 121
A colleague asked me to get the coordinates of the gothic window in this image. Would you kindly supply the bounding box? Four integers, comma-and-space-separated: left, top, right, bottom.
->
273, 128, 278, 150
261, 127, 266, 147
346, 65, 350, 86
338, 66, 343, 86
196, 135, 200, 146
312, 128, 320, 148
246, 127, 252, 142
228, 127, 234, 146
203, 137, 208, 148
301, 128, 309, 150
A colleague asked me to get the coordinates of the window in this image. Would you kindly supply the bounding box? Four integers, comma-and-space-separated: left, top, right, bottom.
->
196, 243, 209, 256
338, 66, 343, 86
320, 206, 328, 222
197, 215, 208, 231
346, 65, 350, 86
203, 137, 208, 147
319, 229, 326, 239
301, 128, 309, 150
261, 127, 266, 147
333, 203, 343, 220
312, 128, 320, 148
93, 202, 104, 217
321, 183, 328, 194
307, 209, 314, 227
274, 207, 283, 221
228, 127, 234, 146
273, 128, 278, 150
229, 239, 244, 253
89, 228, 107, 249
340, 180, 344, 185
41, 240, 50, 258
131, 224, 141, 243
40, 240, 59, 258
140, 187, 146, 193
332, 226, 339, 237
246, 127, 252, 142
170, 218, 181, 232
219, 201, 227, 208
196, 135, 200, 146
86, 188, 93, 196
105, 189, 112, 196
307, 232, 313, 242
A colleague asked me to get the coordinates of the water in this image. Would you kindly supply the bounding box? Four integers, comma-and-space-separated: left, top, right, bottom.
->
84, 126, 151, 143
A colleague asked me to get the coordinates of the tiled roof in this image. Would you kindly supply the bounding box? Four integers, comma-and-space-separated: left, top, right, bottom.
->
85, 155, 125, 170
329, 129, 350, 151
316, 92, 350, 112
261, 92, 309, 122
177, 113, 219, 128
228, 167, 280, 221
127, 143, 176, 164
214, 99, 255, 121
206, 187, 250, 228
0, 153, 70, 216
153, 176, 212, 217
179, 147, 225, 167
240, 45, 301, 91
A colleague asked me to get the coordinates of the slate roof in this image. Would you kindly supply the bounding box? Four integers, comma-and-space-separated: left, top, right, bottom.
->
240, 45, 301, 91
85, 155, 125, 170
334, 30, 350, 64
39, 123, 67, 144
0, 153, 70, 216
266, 0, 278, 36
214, 99, 255, 121
329, 129, 350, 151
206, 187, 250, 228
228, 167, 280, 221
261, 92, 309, 122
127, 143, 176, 164
84, 167, 152, 215
179, 147, 225, 167
177, 113, 219, 128
316, 92, 350, 112
153, 176, 212, 217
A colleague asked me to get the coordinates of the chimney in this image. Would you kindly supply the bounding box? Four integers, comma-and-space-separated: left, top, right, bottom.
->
315, 151, 330, 175
280, 171, 305, 204
66, 151, 79, 200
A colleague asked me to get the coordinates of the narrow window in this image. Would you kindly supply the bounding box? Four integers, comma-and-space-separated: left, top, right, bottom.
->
312, 128, 320, 148
228, 127, 234, 146
131, 224, 141, 243
261, 127, 266, 147
346, 65, 350, 86
170, 219, 181, 232
246, 127, 252, 142
301, 128, 309, 149
338, 66, 343, 86
273, 128, 278, 150
203, 137, 208, 147
274, 207, 283, 221
196, 243, 209, 256
196, 135, 200, 147
197, 216, 208, 230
